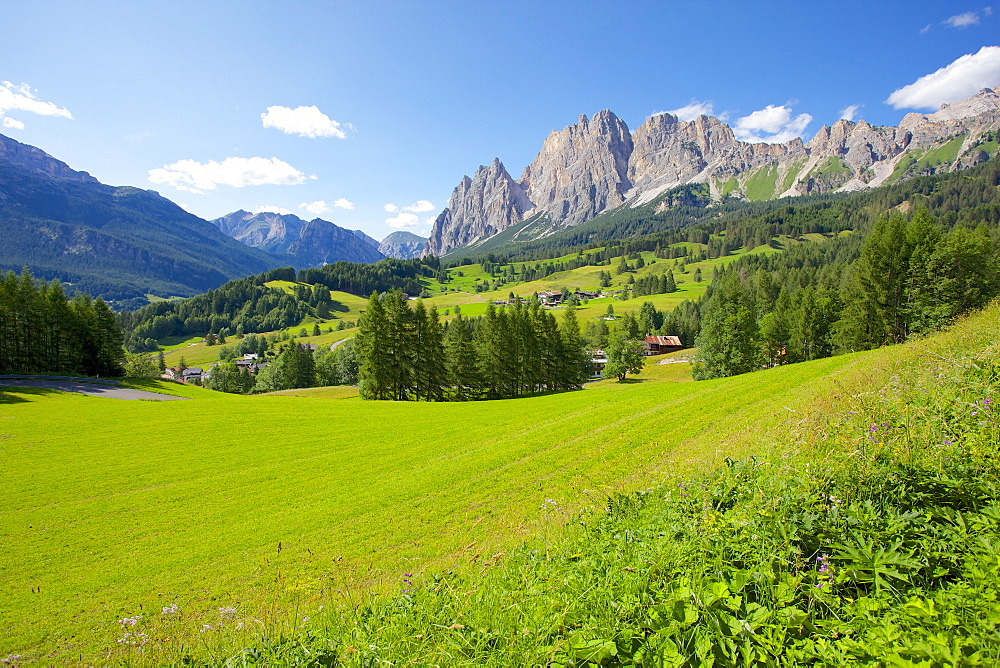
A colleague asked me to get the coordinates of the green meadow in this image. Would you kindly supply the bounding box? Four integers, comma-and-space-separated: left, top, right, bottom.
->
2, 325, 902, 662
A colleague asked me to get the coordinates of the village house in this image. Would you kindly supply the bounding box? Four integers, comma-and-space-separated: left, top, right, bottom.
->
182, 367, 204, 382
590, 349, 608, 378
643, 335, 684, 355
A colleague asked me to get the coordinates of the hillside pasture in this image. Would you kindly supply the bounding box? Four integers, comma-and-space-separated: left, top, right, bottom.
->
2, 340, 900, 662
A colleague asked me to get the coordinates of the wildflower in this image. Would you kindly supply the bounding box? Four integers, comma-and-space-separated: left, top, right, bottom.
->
218, 606, 237, 616
201, 624, 214, 633
817, 553, 830, 574
161, 603, 179, 615
301, 616, 310, 623
869, 424, 879, 432
118, 615, 141, 627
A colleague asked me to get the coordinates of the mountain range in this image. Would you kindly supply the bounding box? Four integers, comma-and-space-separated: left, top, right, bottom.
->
209, 210, 385, 268
425, 86, 1000, 256
0, 132, 429, 307
0, 133, 281, 307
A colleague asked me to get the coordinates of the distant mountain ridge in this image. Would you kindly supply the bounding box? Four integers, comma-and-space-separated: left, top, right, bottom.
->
210, 210, 385, 268
0, 133, 281, 308
379, 231, 427, 259
426, 86, 1000, 256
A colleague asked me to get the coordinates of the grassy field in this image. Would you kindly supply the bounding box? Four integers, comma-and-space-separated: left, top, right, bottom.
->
1, 312, 940, 663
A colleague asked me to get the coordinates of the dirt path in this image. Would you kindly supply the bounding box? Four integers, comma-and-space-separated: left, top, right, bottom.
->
0, 378, 187, 401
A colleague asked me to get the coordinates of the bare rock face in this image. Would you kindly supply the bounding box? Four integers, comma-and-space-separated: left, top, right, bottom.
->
521, 110, 634, 226
424, 158, 531, 256
286, 219, 385, 266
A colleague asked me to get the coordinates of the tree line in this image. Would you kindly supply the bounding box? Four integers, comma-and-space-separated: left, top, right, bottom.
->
0, 270, 124, 376
356, 291, 592, 401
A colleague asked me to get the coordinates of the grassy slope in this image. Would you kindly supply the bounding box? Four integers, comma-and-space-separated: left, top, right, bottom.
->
3, 328, 897, 661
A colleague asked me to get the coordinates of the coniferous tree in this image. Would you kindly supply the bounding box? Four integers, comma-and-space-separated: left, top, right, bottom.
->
444, 315, 478, 400
560, 308, 590, 388
357, 292, 394, 400
693, 272, 765, 379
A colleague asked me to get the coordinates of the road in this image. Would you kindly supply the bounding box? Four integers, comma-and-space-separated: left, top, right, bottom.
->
0, 378, 188, 401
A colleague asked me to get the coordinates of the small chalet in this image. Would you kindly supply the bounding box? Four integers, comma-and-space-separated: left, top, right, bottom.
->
182, 367, 204, 382
643, 335, 684, 355
574, 290, 599, 300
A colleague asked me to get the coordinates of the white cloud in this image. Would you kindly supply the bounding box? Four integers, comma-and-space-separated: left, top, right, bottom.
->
0, 81, 72, 130
299, 200, 330, 215
384, 203, 399, 212
886, 45, 1000, 110
254, 205, 293, 215
732, 104, 813, 143
333, 198, 354, 210
839, 104, 863, 121
920, 23, 933, 34
148, 156, 308, 192
945, 11, 980, 28
401, 199, 434, 213
261, 105, 346, 138
663, 100, 714, 121
386, 212, 419, 229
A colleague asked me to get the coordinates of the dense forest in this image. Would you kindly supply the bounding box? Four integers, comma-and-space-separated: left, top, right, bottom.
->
690, 208, 1000, 378
0, 270, 125, 376
356, 290, 592, 401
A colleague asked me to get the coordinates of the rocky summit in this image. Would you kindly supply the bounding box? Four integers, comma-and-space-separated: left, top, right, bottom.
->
425, 86, 1000, 256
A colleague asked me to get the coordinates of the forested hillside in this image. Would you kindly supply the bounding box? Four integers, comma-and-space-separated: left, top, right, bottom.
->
119, 258, 441, 351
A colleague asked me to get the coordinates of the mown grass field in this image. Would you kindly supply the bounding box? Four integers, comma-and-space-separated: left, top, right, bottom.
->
0, 333, 896, 662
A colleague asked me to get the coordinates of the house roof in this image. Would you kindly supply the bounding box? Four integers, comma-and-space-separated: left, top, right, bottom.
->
645, 335, 683, 346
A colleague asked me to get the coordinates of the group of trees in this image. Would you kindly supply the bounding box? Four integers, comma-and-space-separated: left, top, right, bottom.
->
356, 291, 592, 401
0, 270, 124, 376
693, 210, 1000, 379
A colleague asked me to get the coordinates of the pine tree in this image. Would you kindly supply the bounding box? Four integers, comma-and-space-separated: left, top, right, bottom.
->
357, 292, 394, 400
444, 315, 478, 400
692, 272, 765, 379
560, 308, 590, 389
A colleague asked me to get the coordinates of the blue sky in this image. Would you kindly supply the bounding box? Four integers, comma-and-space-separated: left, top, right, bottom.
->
3, 1, 999, 240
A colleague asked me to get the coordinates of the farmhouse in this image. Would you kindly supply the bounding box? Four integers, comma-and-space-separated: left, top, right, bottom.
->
643, 335, 684, 355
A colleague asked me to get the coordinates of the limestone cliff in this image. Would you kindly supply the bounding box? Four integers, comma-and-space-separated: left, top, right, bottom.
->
425, 86, 1000, 256
424, 158, 531, 256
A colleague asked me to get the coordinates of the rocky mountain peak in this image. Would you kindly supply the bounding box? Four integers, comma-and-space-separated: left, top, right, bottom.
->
423, 158, 531, 256
521, 109, 634, 226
